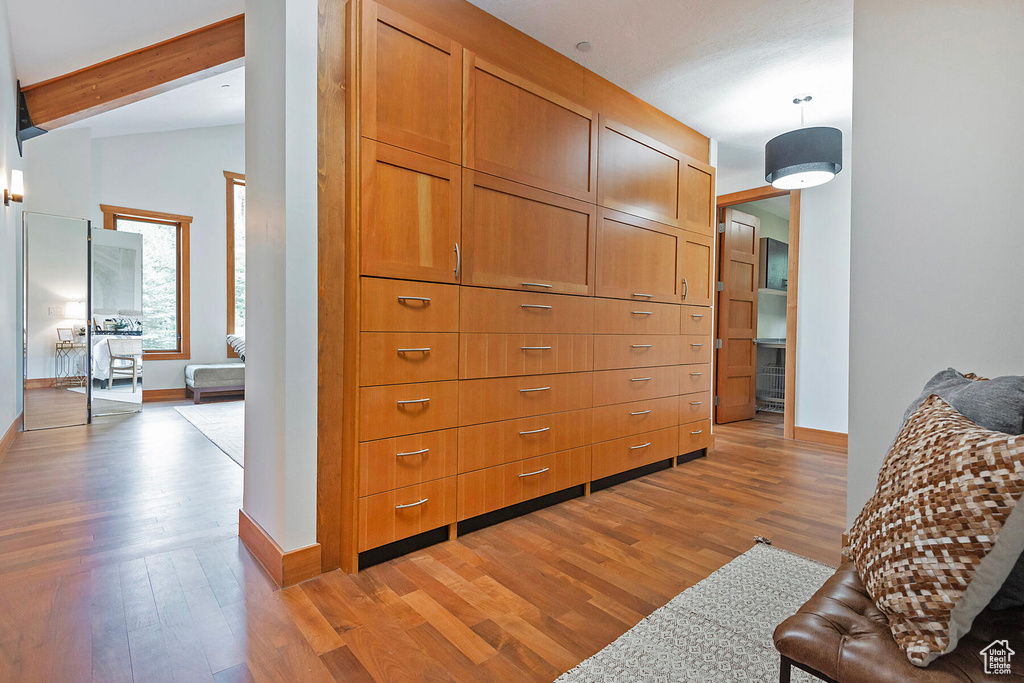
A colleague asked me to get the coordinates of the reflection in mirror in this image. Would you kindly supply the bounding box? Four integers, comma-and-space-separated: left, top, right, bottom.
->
23, 213, 90, 430
91, 228, 144, 416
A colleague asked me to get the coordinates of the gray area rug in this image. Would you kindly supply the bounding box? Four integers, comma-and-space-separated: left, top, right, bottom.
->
557, 543, 834, 682
174, 401, 244, 467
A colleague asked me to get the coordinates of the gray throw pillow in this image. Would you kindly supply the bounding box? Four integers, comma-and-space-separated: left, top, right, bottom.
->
226, 334, 246, 362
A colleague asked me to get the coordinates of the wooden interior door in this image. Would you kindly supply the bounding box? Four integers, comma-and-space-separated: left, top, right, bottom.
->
715, 208, 760, 423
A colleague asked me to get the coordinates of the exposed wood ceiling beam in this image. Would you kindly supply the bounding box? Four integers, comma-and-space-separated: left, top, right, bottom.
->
19, 14, 244, 132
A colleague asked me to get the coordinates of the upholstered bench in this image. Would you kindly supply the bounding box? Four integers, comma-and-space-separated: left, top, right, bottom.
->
184, 363, 245, 404
774, 560, 1024, 682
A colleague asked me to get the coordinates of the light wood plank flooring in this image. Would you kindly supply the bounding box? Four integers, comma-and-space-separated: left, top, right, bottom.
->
0, 402, 845, 681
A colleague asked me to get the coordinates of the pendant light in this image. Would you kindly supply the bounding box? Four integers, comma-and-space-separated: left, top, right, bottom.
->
765, 95, 842, 190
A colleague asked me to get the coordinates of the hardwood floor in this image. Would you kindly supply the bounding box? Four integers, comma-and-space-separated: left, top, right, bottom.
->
0, 404, 845, 681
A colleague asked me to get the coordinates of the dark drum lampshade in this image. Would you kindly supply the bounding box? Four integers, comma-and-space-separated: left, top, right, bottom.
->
764, 126, 843, 190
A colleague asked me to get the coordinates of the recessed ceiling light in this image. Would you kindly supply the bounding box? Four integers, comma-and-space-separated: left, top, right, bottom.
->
221, 84, 230, 88
575, 41, 593, 53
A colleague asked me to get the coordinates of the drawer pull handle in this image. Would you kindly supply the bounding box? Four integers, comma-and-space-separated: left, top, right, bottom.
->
396, 448, 430, 457
631, 344, 653, 349
692, 314, 704, 319
519, 467, 550, 478
691, 343, 704, 347
690, 401, 704, 406
520, 346, 552, 351
519, 427, 550, 435
690, 372, 704, 376
519, 386, 551, 393
522, 282, 553, 288
397, 398, 430, 405
521, 304, 553, 310
632, 292, 654, 299
397, 347, 431, 354
397, 296, 431, 303
691, 429, 704, 435
632, 310, 654, 316
395, 498, 428, 510
630, 409, 652, 416
630, 442, 652, 450
630, 377, 653, 382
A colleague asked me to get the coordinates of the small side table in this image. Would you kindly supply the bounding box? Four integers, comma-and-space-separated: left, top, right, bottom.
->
55, 341, 87, 388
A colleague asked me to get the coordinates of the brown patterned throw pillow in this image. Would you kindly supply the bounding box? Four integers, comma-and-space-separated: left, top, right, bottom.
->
847, 395, 1024, 666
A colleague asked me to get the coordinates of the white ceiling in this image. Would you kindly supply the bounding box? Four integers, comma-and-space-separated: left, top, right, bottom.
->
65, 67, 245, 139
467, 0, 853, 178
745, 195, 790, 220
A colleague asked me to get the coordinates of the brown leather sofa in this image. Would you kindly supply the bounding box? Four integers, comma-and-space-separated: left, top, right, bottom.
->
773, 560, 1024, 682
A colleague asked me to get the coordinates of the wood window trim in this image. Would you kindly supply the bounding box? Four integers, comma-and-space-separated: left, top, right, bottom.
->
225, 171, 245, 357
100, 204, 192, 361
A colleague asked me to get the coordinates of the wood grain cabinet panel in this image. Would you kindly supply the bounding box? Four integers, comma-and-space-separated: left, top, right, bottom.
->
361, 140, 461, 283
361, 3, 461, 162
458, 408, 592, 472
460, 287, 594, 334
459, 372, 593, 426
359, 429, 458, 497
678, 391, 712, 425
679, 304, 712, 336
459, 333, 593, 379
680, 364, 712, 394
358, 477, 456, 552
360, 277, 460, 332
359, 332, 459, 386
457, 448, 590, 520
679, 334, 713, 365
597, 117, 686, 227
359, 380, 459, 441
680, 230, 716, 306
461, 171, 596, 295
681, 158, 716, 236
593, 334, 681, 371
592, 366, 681, 407
592, 297, 681, 335
595, 208, 686, 303
591, 426, 678, 480
679, 419, 712, 455
464, 52, 597, 201
591, 395, 678, 444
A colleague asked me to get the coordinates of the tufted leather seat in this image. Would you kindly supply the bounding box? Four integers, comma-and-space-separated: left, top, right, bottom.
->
773, 561, 1024, 682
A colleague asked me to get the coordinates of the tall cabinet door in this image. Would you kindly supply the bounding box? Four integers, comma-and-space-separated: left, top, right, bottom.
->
681, 157, 716, 237
462, 171, 596, 296
594, 208, 685, 304
361, 140, 461, 283
361, 2, 462, 162
679, 230, 715, 306
464, 52, 597, 202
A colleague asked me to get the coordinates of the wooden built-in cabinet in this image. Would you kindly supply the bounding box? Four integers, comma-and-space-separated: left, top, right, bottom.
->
325, 0, 717, 573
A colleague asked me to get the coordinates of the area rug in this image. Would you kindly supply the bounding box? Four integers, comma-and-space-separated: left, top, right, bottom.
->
174, 401, 244, 467
556, 543, 834, 682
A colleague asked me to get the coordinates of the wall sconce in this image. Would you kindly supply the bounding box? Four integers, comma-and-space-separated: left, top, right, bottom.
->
4, 169, 24, 205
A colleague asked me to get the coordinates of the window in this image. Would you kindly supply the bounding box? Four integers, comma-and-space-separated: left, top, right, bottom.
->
225, 171, 245, 355
100, 204, 191, 360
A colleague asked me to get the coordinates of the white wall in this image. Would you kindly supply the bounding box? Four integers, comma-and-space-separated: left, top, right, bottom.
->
848, 1, 1024, 523
0, 0, 23, 427
242, 0, 318, 552
21, 124, 245, 389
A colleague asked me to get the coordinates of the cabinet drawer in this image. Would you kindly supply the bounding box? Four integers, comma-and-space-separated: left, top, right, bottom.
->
360, 332, 459, 386
361, 277, 459, 332
592, 366, 680, 407
358, 477, 455, 552
460, 334, 592, 379
678, 391, 712, 424
680, 335, 713, 364
458, 408, 591, 472
593, 335, 681, 371
680, 364, 712, 394
461, 287, 594, 334
457, 447, 590, 520
591, 395, 678, 444
592, 298, 680, 335
359, 380, 459, 441
679, 420, 712, 455
359, 429, 458, 497
459, 372, 593, 426
591, 427, 677, 480
679, 305, 712, 336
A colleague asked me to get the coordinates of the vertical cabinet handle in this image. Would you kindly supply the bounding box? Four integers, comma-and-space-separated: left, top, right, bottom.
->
682, 277, 688, 300
453, 242, 461, 279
